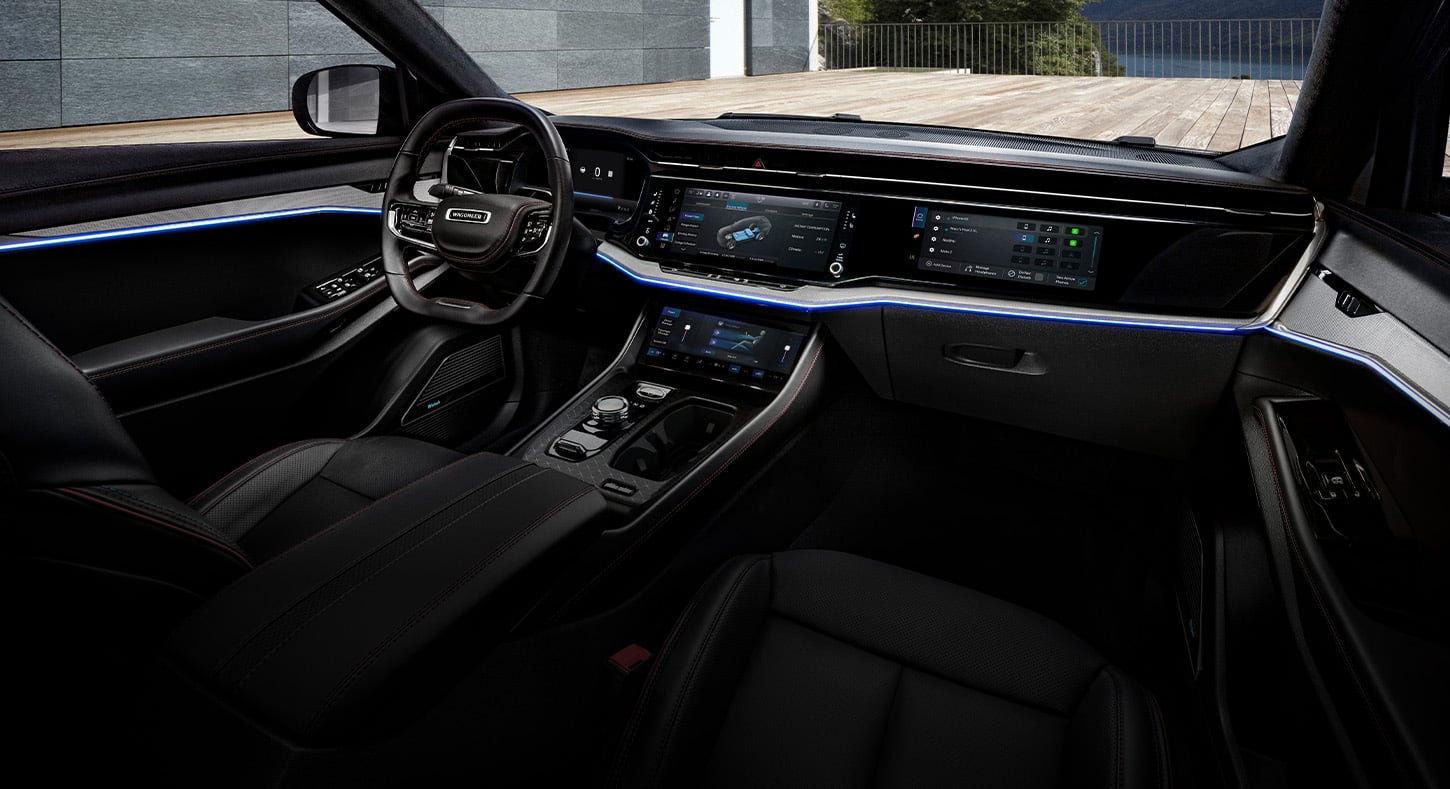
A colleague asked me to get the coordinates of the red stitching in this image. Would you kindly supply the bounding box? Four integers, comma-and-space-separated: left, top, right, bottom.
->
58, 487, 252, 568
193, 439, 342, 515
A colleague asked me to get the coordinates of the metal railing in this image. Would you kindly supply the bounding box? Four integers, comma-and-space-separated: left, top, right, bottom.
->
819, 19, 1321, 80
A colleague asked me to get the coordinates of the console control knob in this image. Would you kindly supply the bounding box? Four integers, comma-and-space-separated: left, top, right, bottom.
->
635, 235, 649, 247
828, 260, 844, 277
591, 395, 631, 426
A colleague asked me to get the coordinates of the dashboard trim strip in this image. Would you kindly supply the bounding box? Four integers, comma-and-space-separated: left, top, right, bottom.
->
596, 242, 1245, 333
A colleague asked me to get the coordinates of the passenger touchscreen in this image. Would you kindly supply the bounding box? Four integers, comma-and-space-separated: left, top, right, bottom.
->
912, 206, 1103, 291
663, 188, 843, 272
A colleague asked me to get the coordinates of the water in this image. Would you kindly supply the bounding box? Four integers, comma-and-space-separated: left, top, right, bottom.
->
1112, 53, 1307, 80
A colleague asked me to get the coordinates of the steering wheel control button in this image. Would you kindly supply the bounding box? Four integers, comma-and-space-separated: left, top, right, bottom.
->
519, 212, 550, 253
396, 204, 437, 234
601, 479, 638, 497
590, 395, 631, 426
634, 382, 672, 402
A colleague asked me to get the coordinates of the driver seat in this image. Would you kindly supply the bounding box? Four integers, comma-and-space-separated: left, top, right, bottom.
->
0, 292, 465, 597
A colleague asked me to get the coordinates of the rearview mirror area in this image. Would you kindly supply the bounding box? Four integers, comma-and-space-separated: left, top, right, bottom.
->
291, 64, 402, 138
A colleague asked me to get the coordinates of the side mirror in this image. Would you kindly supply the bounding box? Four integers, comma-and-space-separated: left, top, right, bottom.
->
291, 64, 404, 138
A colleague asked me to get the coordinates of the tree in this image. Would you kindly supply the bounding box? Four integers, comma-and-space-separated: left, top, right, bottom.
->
820, 0, 1123, 76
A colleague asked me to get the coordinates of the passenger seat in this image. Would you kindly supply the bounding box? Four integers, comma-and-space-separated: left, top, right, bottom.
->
611, 550, 1169, 788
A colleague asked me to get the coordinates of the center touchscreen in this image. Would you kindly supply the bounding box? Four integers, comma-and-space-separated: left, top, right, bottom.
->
663, 188, 843, 272
639, 306, 807, 385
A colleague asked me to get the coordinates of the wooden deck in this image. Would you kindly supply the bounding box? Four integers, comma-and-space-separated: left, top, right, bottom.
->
522, 71, 1302, 153
0, 71, 1300, 153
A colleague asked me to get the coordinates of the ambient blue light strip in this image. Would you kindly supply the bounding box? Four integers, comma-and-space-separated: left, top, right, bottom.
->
0, 206, 382, 254
1264, 325, 1450, 429
595, 249, 1244, 333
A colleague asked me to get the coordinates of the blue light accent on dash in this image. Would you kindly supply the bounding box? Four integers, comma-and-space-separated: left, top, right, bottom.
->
1264, 325, 1450, 429
594, 250, 1244, 334
573, 191, 616, 201
0, 206, 383, 254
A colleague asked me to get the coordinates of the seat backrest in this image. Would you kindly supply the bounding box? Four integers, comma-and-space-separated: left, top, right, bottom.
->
0, 294, 251, 595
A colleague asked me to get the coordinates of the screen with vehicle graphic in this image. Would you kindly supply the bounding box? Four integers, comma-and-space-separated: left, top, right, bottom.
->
664, 187, 843, 272
639, 306, 806, 382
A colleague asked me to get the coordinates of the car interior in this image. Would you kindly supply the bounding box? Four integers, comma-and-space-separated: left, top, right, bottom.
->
1, 0, 1448, 786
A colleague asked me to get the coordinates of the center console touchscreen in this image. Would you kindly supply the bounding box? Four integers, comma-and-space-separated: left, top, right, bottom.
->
638, 305, 808, 386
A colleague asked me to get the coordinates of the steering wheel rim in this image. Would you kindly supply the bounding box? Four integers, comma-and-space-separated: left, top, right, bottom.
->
381, 97, 573, 326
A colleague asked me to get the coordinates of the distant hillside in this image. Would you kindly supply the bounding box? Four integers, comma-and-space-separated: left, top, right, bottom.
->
1082, 0, 1324, 19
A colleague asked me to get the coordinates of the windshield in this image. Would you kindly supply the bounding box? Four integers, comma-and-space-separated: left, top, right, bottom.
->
513, 0, 1325, 154
0, 0, 1325, 154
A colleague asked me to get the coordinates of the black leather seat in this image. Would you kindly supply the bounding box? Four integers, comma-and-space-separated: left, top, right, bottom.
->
612, 550, 1170, 789
0, 292, 464, 595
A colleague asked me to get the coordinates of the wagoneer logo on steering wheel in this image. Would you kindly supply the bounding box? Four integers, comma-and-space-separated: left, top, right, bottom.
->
444, 208, 492, 224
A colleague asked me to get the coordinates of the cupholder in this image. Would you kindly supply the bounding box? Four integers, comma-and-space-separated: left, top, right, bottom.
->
610, 400, 735, 481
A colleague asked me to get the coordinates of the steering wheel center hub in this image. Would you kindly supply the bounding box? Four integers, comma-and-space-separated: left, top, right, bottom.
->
431, 192, 549, 269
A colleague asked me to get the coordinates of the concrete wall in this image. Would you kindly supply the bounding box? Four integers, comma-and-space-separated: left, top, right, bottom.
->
751, 0, 811, 75
0, 0, 811, 132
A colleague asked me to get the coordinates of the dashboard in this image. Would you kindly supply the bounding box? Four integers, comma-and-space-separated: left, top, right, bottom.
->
446, 116, 1317, 322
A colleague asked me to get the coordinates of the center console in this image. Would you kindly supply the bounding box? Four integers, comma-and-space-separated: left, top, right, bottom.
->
513, 301, 818, 507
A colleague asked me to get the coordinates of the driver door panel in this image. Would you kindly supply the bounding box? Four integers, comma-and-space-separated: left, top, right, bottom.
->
0, 149, 425, 493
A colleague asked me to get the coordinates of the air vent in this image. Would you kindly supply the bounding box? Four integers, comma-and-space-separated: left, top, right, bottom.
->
402, 336, 505, 425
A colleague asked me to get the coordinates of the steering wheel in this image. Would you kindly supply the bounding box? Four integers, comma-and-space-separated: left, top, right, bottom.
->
381, 98, 573, 325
